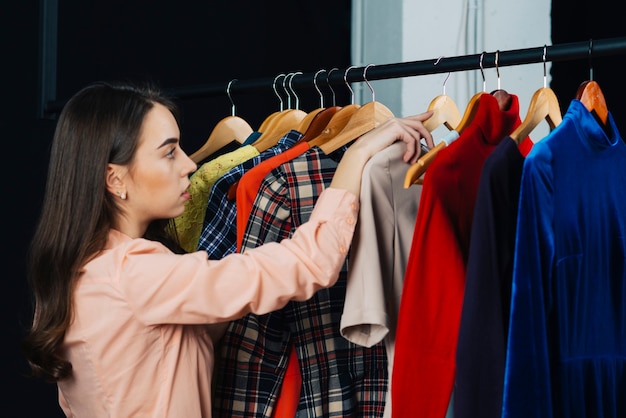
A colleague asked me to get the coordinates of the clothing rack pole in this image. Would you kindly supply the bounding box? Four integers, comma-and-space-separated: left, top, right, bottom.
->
44, 36, 626, 114
170, 36, 626, 98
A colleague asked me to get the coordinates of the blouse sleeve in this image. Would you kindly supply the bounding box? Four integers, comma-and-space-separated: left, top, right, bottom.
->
118, 187, 358, 325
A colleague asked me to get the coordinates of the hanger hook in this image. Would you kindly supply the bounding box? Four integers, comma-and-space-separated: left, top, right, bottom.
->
314, 69, 326, 108
589, 38, 593, 81
495, 50, 501, 90
326, 67, 339, 107
273, 73, 286, 111
283, 73, 294, 109
344, 65, 356, 105
363, 64, 375, 102
542, 45, 548, 88
289, 71, 303, 110
479, 51, 486, 92
227, 79, 238, 117
434, 56, 451, 95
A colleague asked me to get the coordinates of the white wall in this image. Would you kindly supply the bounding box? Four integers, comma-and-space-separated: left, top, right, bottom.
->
352, 0, 553, 140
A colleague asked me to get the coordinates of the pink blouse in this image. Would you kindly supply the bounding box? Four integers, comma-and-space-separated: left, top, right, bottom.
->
57, 187, 358, 417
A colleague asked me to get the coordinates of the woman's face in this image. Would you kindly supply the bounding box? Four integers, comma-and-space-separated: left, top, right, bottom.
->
122, 103, 197, 233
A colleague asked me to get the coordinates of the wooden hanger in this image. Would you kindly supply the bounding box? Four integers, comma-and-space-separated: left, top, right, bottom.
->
404, 51, 501, 188
576, 80, 608, 125
403, 141, 443, 187
252, 72, 307, 152
491, 88, 512, 111
258, 111, 280, 133
457, 50, 513, 132
318, 64, 394, 155
509, 87, 561, 143
455, 52, 489, 134
299, 105, 341, 143
489, 51, 513, 112
307, 104, 360, 148
403, 95, 462, 188
403, 60, 476, 188
576, 39, 608, 126
446, 53, 512, 134
306, 65, 362, 149
422, 60, 462, 133
255, 72, 305, 136
252, 109, 306, 152
403, 97, 465, 188
297, 107, 324, 133
189, 79, 253, 164
510, 47, 562, 143
423, 94, 462, 133
404, 87, 511, 188
295, 69, 333, 137
189, 116, 253, 164
319, 101, 393, 154
454, 91, 486, 134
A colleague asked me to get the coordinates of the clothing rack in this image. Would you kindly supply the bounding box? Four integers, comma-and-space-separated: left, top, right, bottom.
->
44, 37, 626, 114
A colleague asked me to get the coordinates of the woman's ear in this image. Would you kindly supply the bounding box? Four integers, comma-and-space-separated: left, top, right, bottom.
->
106, 163, 127, 199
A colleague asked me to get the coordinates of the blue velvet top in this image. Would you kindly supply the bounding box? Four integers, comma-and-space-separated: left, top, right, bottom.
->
502, 99, 626, 418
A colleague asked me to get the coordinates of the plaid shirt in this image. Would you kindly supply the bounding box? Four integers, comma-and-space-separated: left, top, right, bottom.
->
196, 130, 301, 257
212, 145, 388, 418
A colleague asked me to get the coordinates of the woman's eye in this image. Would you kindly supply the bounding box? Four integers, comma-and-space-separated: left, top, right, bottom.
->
166, 148, 176, 159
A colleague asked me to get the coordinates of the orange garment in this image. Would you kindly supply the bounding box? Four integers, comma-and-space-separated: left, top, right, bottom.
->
273, 347, 302, 417
236, 141, 310, 249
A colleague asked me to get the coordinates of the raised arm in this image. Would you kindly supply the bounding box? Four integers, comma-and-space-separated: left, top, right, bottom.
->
330, 112, 433, 196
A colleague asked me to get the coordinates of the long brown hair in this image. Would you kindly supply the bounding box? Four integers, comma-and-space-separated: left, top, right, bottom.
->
22, 81, 184, 382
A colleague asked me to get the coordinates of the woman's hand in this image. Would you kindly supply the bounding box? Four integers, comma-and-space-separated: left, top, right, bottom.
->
329, 111, 434, 195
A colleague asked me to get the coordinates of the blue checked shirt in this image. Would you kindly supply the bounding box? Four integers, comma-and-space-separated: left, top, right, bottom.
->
212, 145, 388, 418
196, 130, 301, 258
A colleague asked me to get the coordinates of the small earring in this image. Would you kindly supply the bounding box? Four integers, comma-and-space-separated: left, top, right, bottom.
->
121, 192, 127, 200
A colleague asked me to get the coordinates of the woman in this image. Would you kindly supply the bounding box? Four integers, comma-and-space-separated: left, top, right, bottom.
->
22, 81, 432, 417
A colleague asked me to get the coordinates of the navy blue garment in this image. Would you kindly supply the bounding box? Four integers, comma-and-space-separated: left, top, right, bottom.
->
455, 136, 528, 418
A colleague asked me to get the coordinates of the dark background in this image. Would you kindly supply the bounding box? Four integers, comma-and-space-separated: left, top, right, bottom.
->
3, 1, 623, 416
